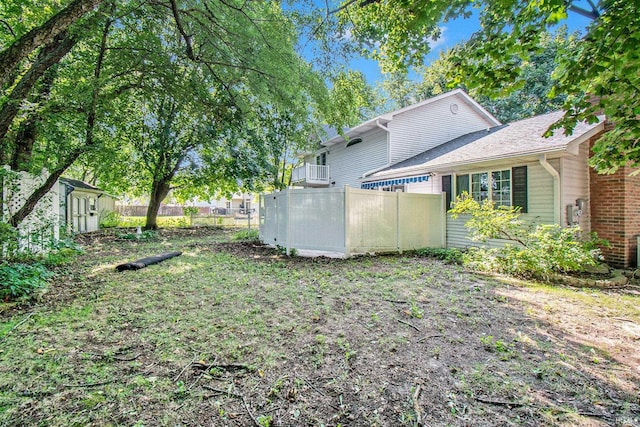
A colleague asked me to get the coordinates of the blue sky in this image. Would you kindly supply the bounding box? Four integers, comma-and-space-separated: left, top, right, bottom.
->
350, 8, 595, 86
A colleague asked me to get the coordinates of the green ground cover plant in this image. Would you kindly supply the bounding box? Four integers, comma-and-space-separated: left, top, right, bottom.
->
0, 227, 637, 426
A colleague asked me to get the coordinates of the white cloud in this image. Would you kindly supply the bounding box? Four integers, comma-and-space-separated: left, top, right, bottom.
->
428, 26, 447, 50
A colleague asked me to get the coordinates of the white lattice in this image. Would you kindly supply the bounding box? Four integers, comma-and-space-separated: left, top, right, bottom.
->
2, 167, 60, 254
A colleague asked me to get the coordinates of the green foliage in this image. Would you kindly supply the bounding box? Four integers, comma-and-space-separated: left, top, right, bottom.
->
450, 194, 606, 279
414, 247, 463, 264
0, 262, 51, 300
347, 1, 640, 172
231, 229, 259, 242
182, 207, 199, 217
116, 230, 157, 241
44, 236, 84, 266
449, 195, 526, 244
0, 221, 19, 260
99, 210, 120, 228
117, 216, 189, 229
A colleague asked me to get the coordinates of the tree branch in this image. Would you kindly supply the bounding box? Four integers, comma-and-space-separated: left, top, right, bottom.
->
568, 2, 600, 20
0, 19, 16, 37
169, 0, 197, 61
0, 33, 78, 143
0, 0, 104, 87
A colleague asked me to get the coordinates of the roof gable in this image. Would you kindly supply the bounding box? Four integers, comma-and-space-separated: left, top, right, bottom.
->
322, 89, 501, 146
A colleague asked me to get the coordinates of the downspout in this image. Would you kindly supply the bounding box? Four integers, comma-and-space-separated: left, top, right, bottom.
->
538, 154, 561, 225
361, 119, 391, 179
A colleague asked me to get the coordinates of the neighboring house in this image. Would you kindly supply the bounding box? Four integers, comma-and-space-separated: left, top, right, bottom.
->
116, 193, 256, 216
292, 90, 639, 267
59, 178, 115, 233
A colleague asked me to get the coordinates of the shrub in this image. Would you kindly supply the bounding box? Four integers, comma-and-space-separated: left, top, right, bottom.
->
0, 263, 52, 300
415, 247, 463, 264
0, 221, 19, 260
231, 229, 259, 242
450, 194, 607, 280
99, 210, 121, 228
116, 230, 157, 241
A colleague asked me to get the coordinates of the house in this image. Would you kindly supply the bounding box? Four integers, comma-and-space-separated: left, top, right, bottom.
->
292, 90, 639, 267
291, 89, 501, 190
59, 178, 115, 233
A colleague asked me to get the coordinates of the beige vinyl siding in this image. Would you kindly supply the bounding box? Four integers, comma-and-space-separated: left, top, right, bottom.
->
560, 143, 590, 231
388, 95, 496, 165
327, 128, 388, 188
446, 160, 556, 249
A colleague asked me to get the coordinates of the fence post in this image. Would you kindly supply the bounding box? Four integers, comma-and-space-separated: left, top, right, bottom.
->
440, 192, 447, 248
396, 190, 402, 254
286, 187, 291, 256
344, 185, 350, 257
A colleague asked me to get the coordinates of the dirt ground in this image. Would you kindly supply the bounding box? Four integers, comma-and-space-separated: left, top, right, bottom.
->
0, 227, 638, 426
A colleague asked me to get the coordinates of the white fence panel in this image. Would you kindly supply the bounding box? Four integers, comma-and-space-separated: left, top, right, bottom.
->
399, 193, 445, 250
259, 186, 445, 257
289, 188, 345, 252
347, 189, 398, 254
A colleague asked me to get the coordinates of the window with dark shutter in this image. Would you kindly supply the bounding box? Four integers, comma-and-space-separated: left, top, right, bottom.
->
512, 166, 528, 213
442, 175, 452, 210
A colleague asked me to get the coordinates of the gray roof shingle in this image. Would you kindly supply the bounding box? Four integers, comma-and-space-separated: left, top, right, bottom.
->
369, 111, 604, 179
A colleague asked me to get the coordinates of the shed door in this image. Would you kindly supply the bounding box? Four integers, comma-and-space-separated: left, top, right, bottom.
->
73, 196, 88, 233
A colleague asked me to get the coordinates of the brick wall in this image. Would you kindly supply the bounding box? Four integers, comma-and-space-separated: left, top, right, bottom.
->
589, 138, 640, 268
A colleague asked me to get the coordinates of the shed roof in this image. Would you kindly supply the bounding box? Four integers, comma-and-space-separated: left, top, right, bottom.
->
59, 177, 105, 192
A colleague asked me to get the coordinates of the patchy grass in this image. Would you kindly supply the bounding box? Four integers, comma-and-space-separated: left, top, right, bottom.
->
0, 227, 638, 426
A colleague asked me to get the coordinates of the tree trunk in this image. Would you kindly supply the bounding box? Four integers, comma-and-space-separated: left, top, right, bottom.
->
8, 19, 110, 227
144, 179, 171, 230
10, 62, 58, 171
0, 0, 103, 87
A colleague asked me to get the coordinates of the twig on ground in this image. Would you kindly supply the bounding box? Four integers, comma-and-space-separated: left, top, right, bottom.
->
384, 299, 409, 304
191, 362, 253, 372
611, 317, 635, 323
417, 334, 443, 343
413, 385, 423, 426
397, 318, 421, 332
0, 312, 35, 343
174, 353, 197, 382
202, 385, 243, 399
64, 380, 114, 388
201, 385, 259, 426
86, 352, 142, 362
242, 395, 260, 427
474, 396, 525, 407
302, 377, 326, 396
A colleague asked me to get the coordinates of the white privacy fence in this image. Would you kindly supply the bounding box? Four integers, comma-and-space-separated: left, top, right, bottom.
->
259, 186, 446, 257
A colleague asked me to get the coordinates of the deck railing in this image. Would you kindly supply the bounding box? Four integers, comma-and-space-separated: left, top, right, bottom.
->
291, 163, 330, 185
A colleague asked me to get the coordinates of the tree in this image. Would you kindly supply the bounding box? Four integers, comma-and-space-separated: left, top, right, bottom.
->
344, 0, 640, 173
2, 0, 366, 229
382, 29, 574, 123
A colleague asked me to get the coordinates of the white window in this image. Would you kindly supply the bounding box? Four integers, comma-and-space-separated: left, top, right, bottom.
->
461, 169, 511, 206
471, 172, 489, 202
491, 170, 511, 207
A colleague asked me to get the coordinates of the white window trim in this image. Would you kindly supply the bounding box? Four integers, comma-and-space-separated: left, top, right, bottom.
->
455, 168, 512, 206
